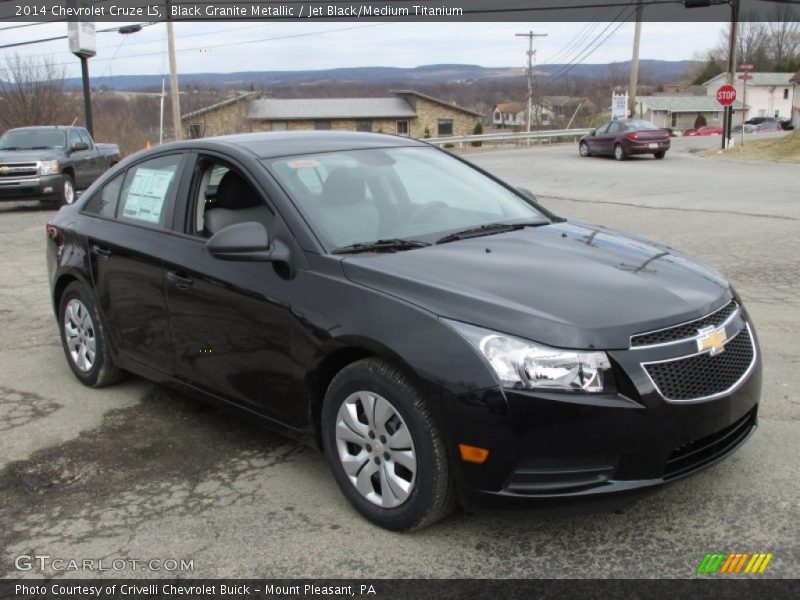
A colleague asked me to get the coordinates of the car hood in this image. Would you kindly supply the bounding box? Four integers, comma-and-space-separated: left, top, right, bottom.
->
340, 221, 731, 349
0, 150, 61, 162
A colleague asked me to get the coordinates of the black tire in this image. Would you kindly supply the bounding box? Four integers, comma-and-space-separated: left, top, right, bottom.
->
613, 143, 627, 161
57, 173, 77, 208
58, 282, 124, 387
654, 151, 666, 159
579, 141, 591, 157
321, 357, 455, 531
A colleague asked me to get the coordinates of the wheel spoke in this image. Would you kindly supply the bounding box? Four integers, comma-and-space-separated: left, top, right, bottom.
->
383, 462, 412, 502
355, 459, 379, 499
392, 449, 416, 474
336, 420, 367, 446
388, 424, 412, 450
340, 400, 369, 438
379, 462, 401, 508
372, 395, 394, 437
357, 392, 376, 430
340, 450, 369, 478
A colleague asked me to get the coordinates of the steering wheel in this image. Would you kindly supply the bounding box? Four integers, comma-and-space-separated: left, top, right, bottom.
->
410, 201, 448, 225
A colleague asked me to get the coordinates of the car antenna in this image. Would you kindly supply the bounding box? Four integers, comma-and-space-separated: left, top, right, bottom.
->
70, 118, 78, 126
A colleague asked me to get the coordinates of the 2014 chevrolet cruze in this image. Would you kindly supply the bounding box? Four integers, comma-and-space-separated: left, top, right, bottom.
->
46, 132, 761, 530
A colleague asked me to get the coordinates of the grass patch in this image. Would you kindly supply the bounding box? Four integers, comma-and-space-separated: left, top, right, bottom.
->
709, 131, 800, 163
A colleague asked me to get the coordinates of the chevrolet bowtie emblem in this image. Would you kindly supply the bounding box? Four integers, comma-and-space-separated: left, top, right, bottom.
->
697, 325, 728, 356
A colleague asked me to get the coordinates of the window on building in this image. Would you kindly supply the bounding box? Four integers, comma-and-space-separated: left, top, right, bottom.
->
784, 88, 790, 100
271, 121, 288, 132
396, 120, 409, 136
187, 123, 204, 139
437, 119, 454, 137
671, 112, 678, 127
314, 121, 332, 130
356, 120, 373, 132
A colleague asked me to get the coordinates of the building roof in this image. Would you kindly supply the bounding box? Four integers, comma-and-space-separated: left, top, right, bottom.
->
637, 95, 745, 112
702, 72, 794, 87
791, 69, 800, 84
494, 102, 526, 113
390, 89, 484, 117
182, 92, 257, 121
246, 97, 417, 121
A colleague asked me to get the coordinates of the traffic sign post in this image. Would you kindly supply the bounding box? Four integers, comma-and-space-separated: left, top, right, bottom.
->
738, 64, 754, 148
717, 84, 737, 149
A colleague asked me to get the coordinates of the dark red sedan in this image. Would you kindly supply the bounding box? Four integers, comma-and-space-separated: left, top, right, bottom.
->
579, 119, 671, 160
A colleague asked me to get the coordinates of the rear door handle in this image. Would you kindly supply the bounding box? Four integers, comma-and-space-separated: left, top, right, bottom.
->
91, 245, 111, 260
166, 270, 193, 289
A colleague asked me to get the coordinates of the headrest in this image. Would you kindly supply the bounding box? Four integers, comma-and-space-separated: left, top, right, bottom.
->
215, 170, 261, 209
321, 168, 367, 206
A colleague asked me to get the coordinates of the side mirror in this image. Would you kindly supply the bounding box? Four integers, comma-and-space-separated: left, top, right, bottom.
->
590, 130, 597, 136
71, 142, 89, 152
516, 186, 537, 201
206, 221, 288, 262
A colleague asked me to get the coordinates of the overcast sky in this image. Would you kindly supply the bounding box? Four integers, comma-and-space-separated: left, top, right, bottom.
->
3, 21, 724, 78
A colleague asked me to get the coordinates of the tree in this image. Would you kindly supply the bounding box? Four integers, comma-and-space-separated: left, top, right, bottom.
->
694, 114, 707, 129
471, 121, 483, 147
0, 55, 74, 130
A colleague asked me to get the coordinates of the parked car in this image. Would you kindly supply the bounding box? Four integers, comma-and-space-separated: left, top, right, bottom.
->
778, 118, 794, 131
754, 120, 782, 133
731, 123, 757, 134
683, 125, 723, 136
46, 132, 761, 530
579, 119, 670, 160
0, 126, 120, 207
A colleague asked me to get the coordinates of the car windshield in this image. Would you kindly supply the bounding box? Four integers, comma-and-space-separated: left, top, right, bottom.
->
625, 120, 660, 131
265, 146, 548, 250
0, 129, 67, 150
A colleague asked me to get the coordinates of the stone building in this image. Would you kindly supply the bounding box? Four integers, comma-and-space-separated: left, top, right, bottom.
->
182, 90, 482, 139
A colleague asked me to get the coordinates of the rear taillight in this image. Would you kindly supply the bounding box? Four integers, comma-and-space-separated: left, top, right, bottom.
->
627, 132, 639, 140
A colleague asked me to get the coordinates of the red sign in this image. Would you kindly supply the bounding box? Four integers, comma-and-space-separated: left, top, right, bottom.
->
740, 64, 754, 70
738, 74, 753, 81
717, 84, 737, 106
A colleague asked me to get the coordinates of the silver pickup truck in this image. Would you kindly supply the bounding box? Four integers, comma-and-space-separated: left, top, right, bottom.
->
0, 126, 121, 207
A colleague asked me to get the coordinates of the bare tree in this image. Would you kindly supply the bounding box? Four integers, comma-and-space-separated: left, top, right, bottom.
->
766, 7, 800, 65
0, 55, 74, 130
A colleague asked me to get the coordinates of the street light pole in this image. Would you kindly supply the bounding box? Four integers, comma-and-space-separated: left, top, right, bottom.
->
78, 55, 94, 136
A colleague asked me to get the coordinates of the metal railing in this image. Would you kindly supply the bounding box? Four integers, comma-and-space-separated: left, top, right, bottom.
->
423, 128, 592, 147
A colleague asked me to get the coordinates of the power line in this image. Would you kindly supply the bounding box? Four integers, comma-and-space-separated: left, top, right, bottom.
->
0, 23, 154, 50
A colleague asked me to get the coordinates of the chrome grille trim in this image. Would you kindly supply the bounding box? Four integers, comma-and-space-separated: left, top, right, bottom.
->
640, 324, 757, 404
630, 300, 739, 350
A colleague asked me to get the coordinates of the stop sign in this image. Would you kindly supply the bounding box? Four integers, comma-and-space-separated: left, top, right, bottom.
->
717, 84, 737, 106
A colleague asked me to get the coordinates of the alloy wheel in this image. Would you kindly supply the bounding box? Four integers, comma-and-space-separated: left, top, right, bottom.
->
63, 298, 96, 372
579, 142, 589, 157
63, 179, 76, 204
334, 390, 417, 508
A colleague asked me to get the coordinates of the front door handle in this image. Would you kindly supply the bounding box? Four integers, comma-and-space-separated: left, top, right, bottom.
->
166, 270, 193, 289
91, 245, 111, 260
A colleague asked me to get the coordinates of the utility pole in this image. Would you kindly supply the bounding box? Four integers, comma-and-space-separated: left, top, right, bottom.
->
515, 31, 548, 137
165, 0, 183, 141
628, 0, 643, 118
724, 0, 740, 149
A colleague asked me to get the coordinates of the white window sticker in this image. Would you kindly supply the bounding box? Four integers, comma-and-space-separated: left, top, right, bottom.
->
122, 167, 175, 224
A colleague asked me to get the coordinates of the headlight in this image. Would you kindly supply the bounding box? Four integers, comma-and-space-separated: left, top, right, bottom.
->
39, 160, 60, 175
445, 320, 611, 393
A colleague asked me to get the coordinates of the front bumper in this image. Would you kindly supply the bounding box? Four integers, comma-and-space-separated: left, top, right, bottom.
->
447, 313, 761, 509
0, 174, 63, 201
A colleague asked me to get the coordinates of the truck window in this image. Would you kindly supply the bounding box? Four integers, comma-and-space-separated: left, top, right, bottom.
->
78, 129, 93, 148
69, 130, 82, 149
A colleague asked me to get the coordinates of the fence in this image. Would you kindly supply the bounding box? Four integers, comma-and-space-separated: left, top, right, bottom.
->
424, 128, 592, 148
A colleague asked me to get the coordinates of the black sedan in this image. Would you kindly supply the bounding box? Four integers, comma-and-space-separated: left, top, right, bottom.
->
579, 119, 671, 160
46, 132, 760, 530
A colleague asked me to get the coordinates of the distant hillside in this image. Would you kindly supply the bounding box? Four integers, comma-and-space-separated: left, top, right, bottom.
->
69, 61, 694, 91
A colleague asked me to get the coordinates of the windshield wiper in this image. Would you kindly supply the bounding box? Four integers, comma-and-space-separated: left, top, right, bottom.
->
435, 221, 549, 245
23, 146, 55, 150
0, 146, 21, 151
332, 238, 431, 255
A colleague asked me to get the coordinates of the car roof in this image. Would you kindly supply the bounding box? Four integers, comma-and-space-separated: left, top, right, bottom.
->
5, 125, 78, 131
159, 131, 429, 159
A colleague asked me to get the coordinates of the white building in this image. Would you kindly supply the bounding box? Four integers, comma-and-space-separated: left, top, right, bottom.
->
635, 95, 745, 130
703, 72, 795, 120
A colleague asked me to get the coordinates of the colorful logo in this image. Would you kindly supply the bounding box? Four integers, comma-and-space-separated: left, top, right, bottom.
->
697, 552, 773, 574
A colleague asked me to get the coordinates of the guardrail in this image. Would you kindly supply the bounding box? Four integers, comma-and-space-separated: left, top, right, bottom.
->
424, 128, 592, 147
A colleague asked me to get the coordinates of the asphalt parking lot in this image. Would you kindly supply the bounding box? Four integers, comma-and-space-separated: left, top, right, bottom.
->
1, 136, 798, 579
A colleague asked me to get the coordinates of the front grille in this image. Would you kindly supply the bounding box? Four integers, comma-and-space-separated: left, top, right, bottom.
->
664, 408, 756, 480
0, 162, 38, 178
644, 327, 755, 401
631, 300, 738, 347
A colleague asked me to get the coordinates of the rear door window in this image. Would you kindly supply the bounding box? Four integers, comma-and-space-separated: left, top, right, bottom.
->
118, 154, 183, 229
84, 172, 125, 218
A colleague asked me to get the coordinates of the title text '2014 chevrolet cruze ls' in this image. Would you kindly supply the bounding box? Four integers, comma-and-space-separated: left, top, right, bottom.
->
46, 132, 761, 530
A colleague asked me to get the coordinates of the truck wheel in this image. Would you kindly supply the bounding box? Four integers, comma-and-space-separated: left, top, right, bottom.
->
58, 174, 76, 208
321, 358, 456, 531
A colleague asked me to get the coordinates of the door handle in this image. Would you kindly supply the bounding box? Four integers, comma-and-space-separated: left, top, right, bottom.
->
167, 270, 193, 289
91, 245, 111, 260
